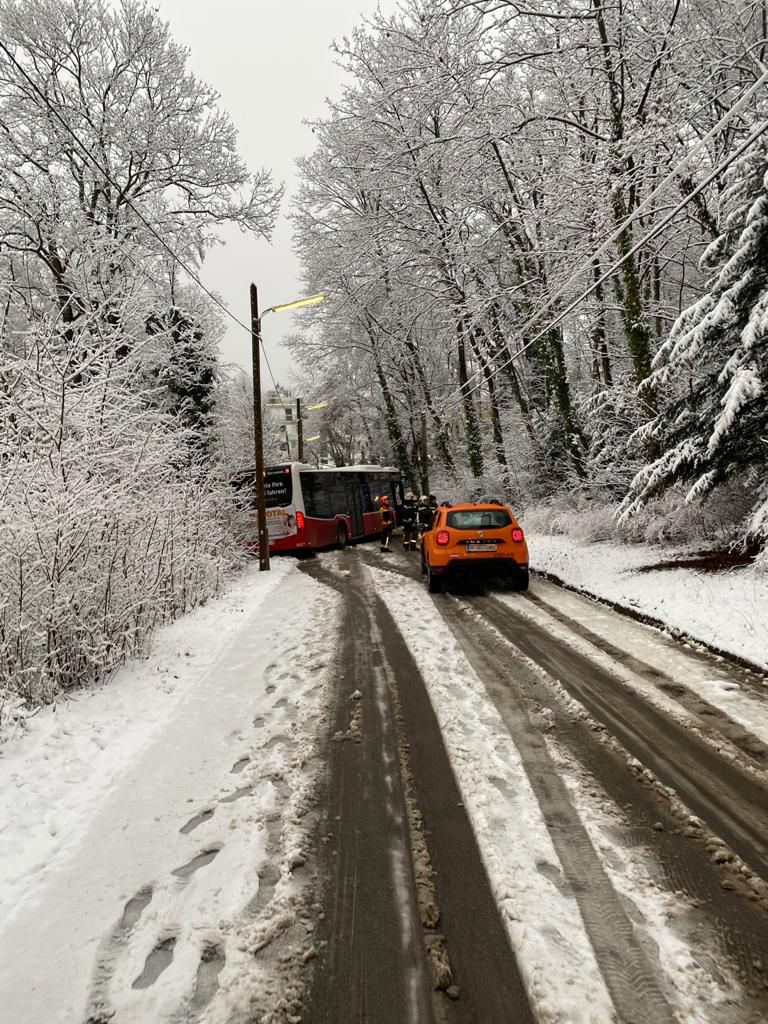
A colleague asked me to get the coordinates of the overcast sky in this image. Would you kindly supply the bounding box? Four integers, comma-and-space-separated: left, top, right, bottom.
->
155, 0, 392, 388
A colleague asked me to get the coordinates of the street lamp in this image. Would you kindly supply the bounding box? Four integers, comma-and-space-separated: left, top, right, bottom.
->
249, 285, 326, 571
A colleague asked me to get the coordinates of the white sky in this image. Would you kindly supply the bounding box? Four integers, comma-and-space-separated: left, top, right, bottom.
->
155, 0, 392, 387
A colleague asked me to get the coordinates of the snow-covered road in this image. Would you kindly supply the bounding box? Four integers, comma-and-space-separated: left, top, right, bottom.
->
2, 545, 768, 1024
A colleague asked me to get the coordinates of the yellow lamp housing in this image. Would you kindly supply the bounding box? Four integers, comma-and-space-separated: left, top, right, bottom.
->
270, 294, 326, 315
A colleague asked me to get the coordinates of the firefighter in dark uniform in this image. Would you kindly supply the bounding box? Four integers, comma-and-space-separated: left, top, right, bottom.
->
428, 494, 439, 518
417, 494, 433, 535
400, 491, 419, 551
378, 494, 395, 552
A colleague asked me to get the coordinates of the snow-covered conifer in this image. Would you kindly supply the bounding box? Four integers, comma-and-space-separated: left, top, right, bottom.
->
621, 134, 768, 542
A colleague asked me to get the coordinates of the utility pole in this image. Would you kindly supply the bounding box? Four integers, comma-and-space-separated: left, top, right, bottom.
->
421, 411, 429, 495
296, 397, 304, 461
249, 284, 270, 571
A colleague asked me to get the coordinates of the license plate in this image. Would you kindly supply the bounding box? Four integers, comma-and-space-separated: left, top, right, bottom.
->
466, 542, 496, 552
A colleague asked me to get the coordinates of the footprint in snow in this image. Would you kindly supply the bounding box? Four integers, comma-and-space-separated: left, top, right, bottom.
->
172, 847, 221, 879
132, 936, 176, 990
119, 885, 153, 931
189, 942, 226, 1012
220, 785, 253, 804
179, 808, 214, 834
273, 697, 297, 719
263, 734, 298, 751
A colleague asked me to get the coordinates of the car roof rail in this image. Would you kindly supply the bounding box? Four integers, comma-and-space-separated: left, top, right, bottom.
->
439, 500, 452, 507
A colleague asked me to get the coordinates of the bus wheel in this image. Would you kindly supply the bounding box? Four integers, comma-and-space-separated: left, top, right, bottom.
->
337, 523, 348, 549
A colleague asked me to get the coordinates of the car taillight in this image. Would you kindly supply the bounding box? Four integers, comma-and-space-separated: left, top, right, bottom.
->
436, 530, 450, 546
511, 527, 524, 543
296, 511, 305, 532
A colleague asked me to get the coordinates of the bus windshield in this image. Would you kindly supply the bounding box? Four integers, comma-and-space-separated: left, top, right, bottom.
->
264, 466, 293, 508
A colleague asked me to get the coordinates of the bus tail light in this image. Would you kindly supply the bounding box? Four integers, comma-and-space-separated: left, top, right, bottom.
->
296, 511, 305, 533
511, 527, 524, 543
436, 530, 450, 546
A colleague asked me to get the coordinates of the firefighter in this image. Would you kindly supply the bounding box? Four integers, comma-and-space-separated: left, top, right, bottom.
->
400, 490, 419, 551
417, 494, 433, 534
378, 494, 395, 552
428, 494, 439, 517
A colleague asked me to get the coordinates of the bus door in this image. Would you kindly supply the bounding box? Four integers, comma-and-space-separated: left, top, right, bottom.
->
346, 475, 365, 538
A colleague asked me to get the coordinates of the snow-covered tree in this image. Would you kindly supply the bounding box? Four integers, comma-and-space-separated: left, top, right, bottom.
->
291, 0, 768, 536
621, 133, 768, 542
0, 0, 280, 702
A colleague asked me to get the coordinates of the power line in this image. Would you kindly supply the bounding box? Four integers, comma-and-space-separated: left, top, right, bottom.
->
0, 39, 256, 337
0, 37, 298, 411
439, 67, 768, 408
443, 117, 768, 410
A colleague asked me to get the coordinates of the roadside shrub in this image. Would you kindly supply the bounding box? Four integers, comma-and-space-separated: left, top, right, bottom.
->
522, 479, 759, 552
0, 348, 243, 705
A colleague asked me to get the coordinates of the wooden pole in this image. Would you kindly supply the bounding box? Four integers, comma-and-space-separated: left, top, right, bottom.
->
297, 397, 304, 461
250, 284, 270, 571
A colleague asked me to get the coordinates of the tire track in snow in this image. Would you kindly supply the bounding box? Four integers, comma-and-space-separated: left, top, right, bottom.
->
364, 556, 619, 1024
302, 554, 535, 1024
362, 544, 768, 762
364, 546, 768, 1015
438, 599, 676, 1024
515, 587, 768, 766
300, 556, 436, 1024
472, 592, 768, 886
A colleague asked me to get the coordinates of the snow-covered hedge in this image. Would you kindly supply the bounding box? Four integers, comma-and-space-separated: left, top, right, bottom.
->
0, 470, 237, 705
0, 348, 243, 706
522, 482, 760, 554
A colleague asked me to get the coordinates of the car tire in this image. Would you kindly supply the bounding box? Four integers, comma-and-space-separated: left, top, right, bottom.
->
337, 523, 348, 549
427, 563, 442, 594
511, 569, 529, 592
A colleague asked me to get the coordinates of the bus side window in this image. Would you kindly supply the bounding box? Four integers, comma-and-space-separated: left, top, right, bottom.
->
331, 472, 347, 516
374, 475, 388, 504
360, 476, 373, 513
301, 473, 317, 517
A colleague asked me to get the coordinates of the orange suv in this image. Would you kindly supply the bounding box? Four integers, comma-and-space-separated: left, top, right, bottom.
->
421, 502, 529, 593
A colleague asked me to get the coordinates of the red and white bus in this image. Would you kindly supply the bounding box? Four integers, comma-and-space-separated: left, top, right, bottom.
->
231, 463, 403, 553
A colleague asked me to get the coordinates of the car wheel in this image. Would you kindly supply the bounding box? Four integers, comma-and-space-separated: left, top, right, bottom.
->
337, 523, 348, 549
511, 569, 529, 592
427, 563, 442, 594
420, 548, 427, 575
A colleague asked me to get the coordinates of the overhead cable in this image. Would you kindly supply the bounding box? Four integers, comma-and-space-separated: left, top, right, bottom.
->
443, 118, 768, 410
0, 38, 295, 408
439, 67, 768, 408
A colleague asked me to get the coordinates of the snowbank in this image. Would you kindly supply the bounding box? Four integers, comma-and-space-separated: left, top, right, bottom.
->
0, 558, 339, 1024
528, 533, 768, 670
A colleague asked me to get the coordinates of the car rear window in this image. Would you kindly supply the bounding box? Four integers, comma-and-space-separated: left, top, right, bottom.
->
447, 509, 512, 530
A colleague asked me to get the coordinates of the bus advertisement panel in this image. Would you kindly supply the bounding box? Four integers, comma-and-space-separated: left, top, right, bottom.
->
263, 466, 297, 541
